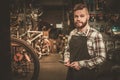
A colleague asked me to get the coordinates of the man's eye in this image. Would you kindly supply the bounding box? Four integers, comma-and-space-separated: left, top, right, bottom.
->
80, 15, 85, 17
74, 15, 78, 18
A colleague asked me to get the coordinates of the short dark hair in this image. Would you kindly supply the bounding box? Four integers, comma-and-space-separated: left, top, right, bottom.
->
73, 3, 88, 12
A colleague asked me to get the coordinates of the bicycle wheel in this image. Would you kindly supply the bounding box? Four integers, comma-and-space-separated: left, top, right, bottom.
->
11, 37, 40, 80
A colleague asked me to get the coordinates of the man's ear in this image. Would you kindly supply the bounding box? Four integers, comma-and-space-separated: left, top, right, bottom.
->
87, 14, 90, 21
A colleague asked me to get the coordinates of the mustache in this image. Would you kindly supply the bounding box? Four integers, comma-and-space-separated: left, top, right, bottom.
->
75, 21, 83, 24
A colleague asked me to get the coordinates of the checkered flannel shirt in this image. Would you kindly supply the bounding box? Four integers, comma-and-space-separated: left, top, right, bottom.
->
64, 27, 106, 69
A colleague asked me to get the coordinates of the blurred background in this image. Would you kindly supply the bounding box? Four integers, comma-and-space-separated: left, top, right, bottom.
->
4, 0, 120, 80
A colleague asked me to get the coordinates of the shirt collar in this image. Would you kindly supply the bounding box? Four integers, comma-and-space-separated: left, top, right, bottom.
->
75, 26, 90, 36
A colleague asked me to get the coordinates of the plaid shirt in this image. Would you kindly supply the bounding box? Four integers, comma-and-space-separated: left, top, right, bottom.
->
64, 27, 106, 69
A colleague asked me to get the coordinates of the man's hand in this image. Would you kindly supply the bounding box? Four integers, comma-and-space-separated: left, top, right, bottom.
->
70, 61, 81, 70
64, 59, 71, 67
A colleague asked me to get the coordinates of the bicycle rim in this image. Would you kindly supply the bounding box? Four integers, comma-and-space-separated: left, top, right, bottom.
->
11, 37, 40, 80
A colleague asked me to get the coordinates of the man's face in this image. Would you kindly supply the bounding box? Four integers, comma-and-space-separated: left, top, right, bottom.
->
74, 8, 89, 29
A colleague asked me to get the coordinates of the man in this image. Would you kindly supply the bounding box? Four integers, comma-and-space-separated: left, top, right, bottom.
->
64, 3, 106, 80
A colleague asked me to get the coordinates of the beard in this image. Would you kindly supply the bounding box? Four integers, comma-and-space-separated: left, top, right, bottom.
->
74, 19, 88, 30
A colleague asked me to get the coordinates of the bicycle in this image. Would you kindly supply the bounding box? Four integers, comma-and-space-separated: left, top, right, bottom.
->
10, 12, 50, 59
11, 37, 40, 80
20, 30, 50, 59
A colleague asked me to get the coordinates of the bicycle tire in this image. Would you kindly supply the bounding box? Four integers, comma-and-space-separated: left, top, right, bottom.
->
11, 37, 40, 80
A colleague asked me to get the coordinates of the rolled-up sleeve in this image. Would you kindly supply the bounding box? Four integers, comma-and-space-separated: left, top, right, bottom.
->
64, 45, 70, 61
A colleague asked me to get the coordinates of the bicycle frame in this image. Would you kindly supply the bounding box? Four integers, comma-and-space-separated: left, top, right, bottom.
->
19, 30, 50, 59
26, 31, 43, 44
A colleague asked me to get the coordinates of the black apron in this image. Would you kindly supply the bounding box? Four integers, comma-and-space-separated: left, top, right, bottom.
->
66, 35, 97, 80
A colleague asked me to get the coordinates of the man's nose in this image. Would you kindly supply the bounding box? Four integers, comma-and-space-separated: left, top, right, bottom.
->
77, 16, 82, 20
